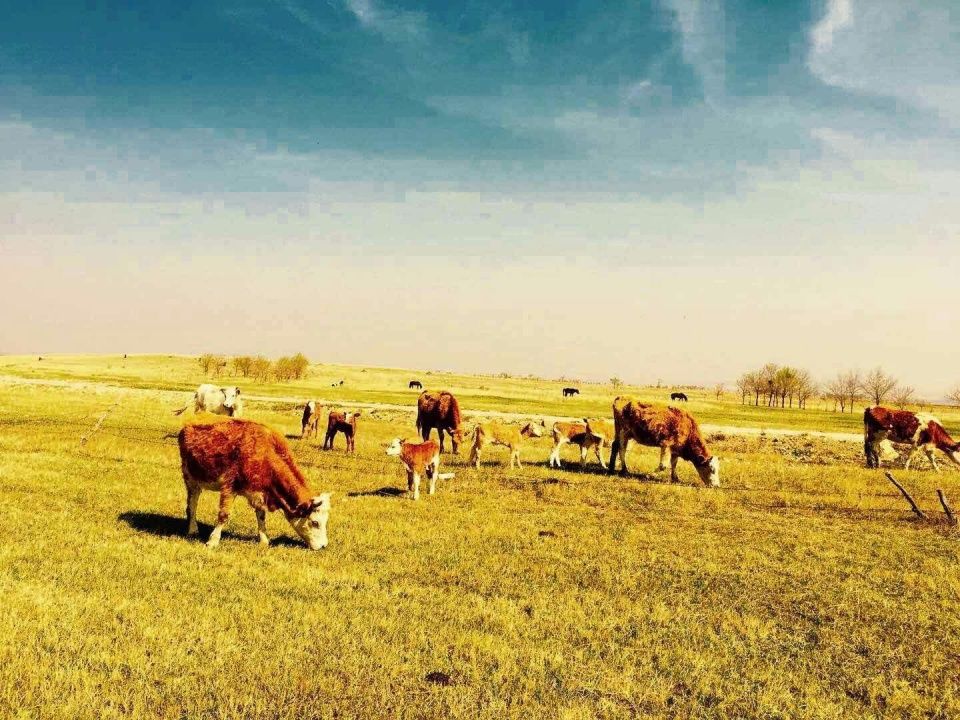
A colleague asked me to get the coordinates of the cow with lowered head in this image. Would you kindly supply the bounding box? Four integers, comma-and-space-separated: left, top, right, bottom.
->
416, 390, 464, 454
608, 396, 719, 487
173, 383, 243, 417
178, 415, 331, 549
864, 406, 960, 471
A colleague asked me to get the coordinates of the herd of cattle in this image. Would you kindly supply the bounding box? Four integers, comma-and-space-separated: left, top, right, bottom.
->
171, 382, 960, 550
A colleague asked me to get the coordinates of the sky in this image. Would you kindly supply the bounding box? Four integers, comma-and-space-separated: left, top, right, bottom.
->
2, 0, 959, 396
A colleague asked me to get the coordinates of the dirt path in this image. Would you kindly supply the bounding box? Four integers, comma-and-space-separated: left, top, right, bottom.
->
0, 375, 864, 443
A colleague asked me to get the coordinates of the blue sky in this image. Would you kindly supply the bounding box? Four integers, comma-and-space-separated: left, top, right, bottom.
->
3, 1, 960, 394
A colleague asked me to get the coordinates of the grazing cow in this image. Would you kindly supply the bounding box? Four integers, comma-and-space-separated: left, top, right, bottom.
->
324, 411, 360, 452
331, 379, 344, 387
469, 421, 543, 469
385, 438, 455, 500
548, 421, 587, 468
416, 390, 464, 454
608, 397, 719, 487
670, 392, 689, 402
178, 415, 331, 550
583, 417, 616, 468
864, 406, 960, 471
562, 387, 580, 398
301, 400, 321, 439
409, 380, 423, 390
173, 384, 243, 417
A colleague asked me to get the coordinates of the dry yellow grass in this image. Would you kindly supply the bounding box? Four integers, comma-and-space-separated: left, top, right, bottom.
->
1, 359, 959, 719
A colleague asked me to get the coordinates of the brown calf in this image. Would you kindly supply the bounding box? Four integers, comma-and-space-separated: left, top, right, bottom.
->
548, 421, 587, 468
864, 406, 960, 471
608, 397, 719, 486
470, 420, 543, 469
385, 438, 454, 500
324, 410, 360, 452
583, 417, 616, 469
178, 415, 331, 549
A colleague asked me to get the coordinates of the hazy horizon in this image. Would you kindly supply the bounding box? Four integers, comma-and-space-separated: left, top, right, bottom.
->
3, 1, 959, 399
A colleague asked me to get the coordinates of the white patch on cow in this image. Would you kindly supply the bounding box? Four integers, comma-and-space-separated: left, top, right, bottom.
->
697, 456, 720, 487
878, 439, 899, 462
385, 438, 404, 456
287, 493, 331, 550
913, 413, 940, 442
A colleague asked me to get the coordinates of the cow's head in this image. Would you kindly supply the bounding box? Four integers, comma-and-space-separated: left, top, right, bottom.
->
222, 386, 241, 415
521, 422, 543, 438
696, 456, 720, 487
385, 438, 405, 456
288, 493, 331, 550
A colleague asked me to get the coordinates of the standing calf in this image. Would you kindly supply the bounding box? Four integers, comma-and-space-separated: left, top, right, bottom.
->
470, 421, 543, 469
178, 415, 331, 550
324, 410, 361, 452
548, 421, 587, 468
385, 438, 454, 500
301, 400, 321, 439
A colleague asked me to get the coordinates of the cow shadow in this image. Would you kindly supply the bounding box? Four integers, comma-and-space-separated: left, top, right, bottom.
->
347, 486, 406, 498
117, 511, 308, 548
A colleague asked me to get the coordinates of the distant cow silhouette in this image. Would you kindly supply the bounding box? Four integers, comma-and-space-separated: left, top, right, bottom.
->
409, 380, 423, 390
331, 380, 344, 387
670, 392, 689, 402
562, 387, 580, 398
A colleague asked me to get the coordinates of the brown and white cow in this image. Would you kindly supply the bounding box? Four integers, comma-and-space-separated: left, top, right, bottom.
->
416, 390, 464, 454
548, 421, 587, 468
608, 397, 719, 487
178, 415, 331, 549
323, 410, 360, 452
173, 383, 243, 417
469, 420, 543, 469
301, 400, 321, 439
864, 406, 960, 471
583, 417, 616, 469
385, 438, 455, 500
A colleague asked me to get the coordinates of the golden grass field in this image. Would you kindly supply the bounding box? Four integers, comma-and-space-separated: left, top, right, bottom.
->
1, 355, 959, 719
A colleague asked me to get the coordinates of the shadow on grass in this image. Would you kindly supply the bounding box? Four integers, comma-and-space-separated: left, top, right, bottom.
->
117, 511, 308, 548
347, 486, 406, 498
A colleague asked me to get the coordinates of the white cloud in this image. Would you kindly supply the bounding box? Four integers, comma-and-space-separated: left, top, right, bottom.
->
660, 0, 726, 102
810, 0, 853, 54
343, 0, 427, 41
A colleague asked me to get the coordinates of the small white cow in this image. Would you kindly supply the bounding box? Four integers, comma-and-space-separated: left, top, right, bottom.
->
173, 384, 243, 417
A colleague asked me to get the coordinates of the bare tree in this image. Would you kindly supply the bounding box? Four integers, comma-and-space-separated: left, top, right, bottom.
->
714, 382, 725, 400
890, 384, 915, 409
232, 356, 254, 378
825, 373, 849, 412
861, 367, 898, 405
610, 377, 623, 389
948, 385, 960, 406
794, 369, 817, 409
841, 370, 863, 413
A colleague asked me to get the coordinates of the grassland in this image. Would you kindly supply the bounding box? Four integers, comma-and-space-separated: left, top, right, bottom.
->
1, 356, 959, 719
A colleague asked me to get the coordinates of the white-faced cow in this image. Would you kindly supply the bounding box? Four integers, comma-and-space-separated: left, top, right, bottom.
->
178, 415, 331, 549
608, 397, 719, 487
173, 384, 243, 417
469, 420, 543, 469
301, 401, 321, 439
864, 406, 960, 471
385, 438, 455, 500
416, 390, 464, 454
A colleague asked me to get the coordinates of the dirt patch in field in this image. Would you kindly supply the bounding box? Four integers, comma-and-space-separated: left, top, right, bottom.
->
707, 432, 869, 466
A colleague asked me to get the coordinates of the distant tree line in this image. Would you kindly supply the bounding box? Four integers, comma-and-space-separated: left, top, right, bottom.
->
735, 365, 919, 413
199, 353, 310, 383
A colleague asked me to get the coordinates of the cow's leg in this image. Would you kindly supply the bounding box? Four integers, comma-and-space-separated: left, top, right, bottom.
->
427, 458, 439, 495
437, 428, 446, 454
607, 437, 620, 474
549, 442, 561, 468
864, 436, 875, 468
206, 491, 235, 548
580, 443, 589, 468
905, 445, 919, 471
594, 443, 606, 468
410, 471, 421, 501
669, 453, 680, 483
617, 437, 630, 476
513, 448, 522, 469
926, 446, 941, 472
656, 446, 669, 472
184, 484, 201, 537
471, 442, 481, 469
